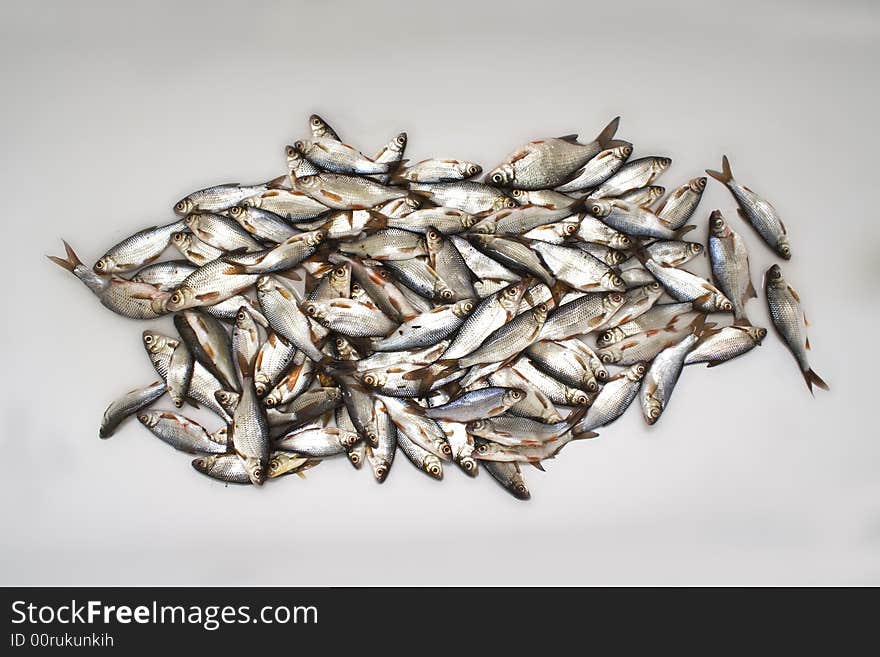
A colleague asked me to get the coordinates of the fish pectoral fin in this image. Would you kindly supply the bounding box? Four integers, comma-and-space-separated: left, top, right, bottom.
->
805, 336, 811, 351
530, 461, 546, 472
787, 285, 801, 303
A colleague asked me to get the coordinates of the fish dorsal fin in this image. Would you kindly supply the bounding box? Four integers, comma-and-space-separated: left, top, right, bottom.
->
556, 134, 580, 143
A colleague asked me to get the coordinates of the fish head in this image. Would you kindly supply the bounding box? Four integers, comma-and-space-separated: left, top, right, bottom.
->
370, 457, 391, 483
142, 330, 174, 355
268, 453, 306, 479
243, 457, 266, 486
690, 176, 708, 192
609, 233, 632, 250
627, 363, 647, 382
766, 265, 785, 287
531, 303, 550, 324
214, 390, 240, 413
452, 299, 476, 318
422, 455, 443, 479
775, 236, 792, 260
474, 441, 498, 458
293, 175, 319, 192
460, 162, 482, 178
173, 197, 195, 216
434, 280, 456, 302
292, 139, 313, 156
568, 389, 591, 406
389, 132, 408, 153
171, 231, 191, 251
596, 328, 619, 348
304, 301, 328, 322
486, 163, 515, 187
466, 419, 488, 435
615, 144, 633, 159
653, 157, 673, 174
747, 326, 768, 344
604, 292, 626, 314
709, 210, 728, 237
599, 348, 620, 365
165, 286, 194, 312
226, 205, 246, 220
359, 371, 387, 389
502, 388, 525, 406
425, 228, 444, 251
587, 199, 613, 218
688, 243, 704, 257
136, 410, 160, 428
582, 375, 599, 393
191, 455, 216, 476
92, 256, 116, 274
715, 295, 734, 312
603, 272, 627, 293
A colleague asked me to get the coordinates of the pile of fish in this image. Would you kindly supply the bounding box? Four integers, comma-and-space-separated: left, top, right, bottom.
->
49, 114, 829, 500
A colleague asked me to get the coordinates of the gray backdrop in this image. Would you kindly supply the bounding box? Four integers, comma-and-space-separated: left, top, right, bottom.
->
2, 0, 878, 585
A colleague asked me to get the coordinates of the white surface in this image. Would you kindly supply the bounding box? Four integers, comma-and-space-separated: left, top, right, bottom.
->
1, 0, 878, 585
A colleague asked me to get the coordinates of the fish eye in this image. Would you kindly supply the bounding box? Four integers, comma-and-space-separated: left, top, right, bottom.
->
587, 380, 598, 392
171, 292, 181, 303
477, 444, 488, 453
600, 353, 615, 364
468, 166, 480, 175
636, 364, 646, 374
395, 135, 406, 146
516, 484, 527, 494
505, 199, 517, 208
611, 293, 623, 302
138, 413, 149, 423
660, 158, 672, 166
440, 289, 454, 300
612, 275, 623, 287
94, 259, 106, 270
591, 204, 602, 214
264, 396, 276, 407
364, 374, 376, 386
721, 300, 733, 311
491, 173, 503, 183
253, 467, 263, 479
294, 140, 304, 150
536, 303, 547, 312
564, 224, 577, 235
144, 335, 153, 344
174, 201, 187, 211
311, 117, 321, 126
622, 146, 633, 156
691, 244, 703, 253
285, 145, 297, 157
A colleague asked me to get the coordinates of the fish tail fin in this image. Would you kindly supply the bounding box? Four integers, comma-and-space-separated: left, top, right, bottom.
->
673, 224, 697, 239
803, 368, 829, 394
705, 155, 733, 184
266, 174, 290, 189
363, 210, 389, 230
47, 240, 82, 272
595, 116, 621, 148
571, 428, 599, 441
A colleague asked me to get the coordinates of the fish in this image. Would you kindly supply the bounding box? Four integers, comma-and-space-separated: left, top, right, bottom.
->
386, 207, 477, 234
99, 381, 167, 438
486, 117, 623, 189
596, 302, 695, 347
174, 309, 240, 392
397, 159, 482, 183
130, 260, 196, 290
165, 256, 259, 312
467, 407, 588, 447
473, 431, 590, 463
224, 206, 299, 244
294, 137, 391, 175
470, 204, 579, 235
173, 176, 289, 215
370, 299, 474, 352
531, 241, 624, 292
425, 229, 476, 300
644, 240, 703, 268
409, 181, 516, 214
378, 395, 452, 460
231, 230, 325, 274
575, 215, 633, 250
93, 220, 187, 274
764, 265, 828, 393
137, 410, 228, 454
588, 156, 671, 199
254, 331, 298, 397
255, 276, 325, 363
509, 357, 592, 406
366, 399, 396, 482
286, 144, 321, 182
554, 144, 633, 193
708, 210, 755, 321
337, 228, 427, 261
241, 188, 330, 221
305, 298, 397, 338
425, 387, 524, 422
184, 213, 264, 253
166, 341, 194, 408
641, 256, 734, 314
170, 231, 224, 266
684, 324, 767, 367
538, 291, 626, 341
586, 199, 689, 240
330, 254, 419, 323
293, 172, 408, 210
598, 283, 664, 334
573, 364, 647, 434
595, 314, 705, 366
275, 427, 361, 458
655, 177, 707, 230
191, 453, 251, 484
232, 305, 261, 383
467, 234, 555, 287
395, 428, 443, 479
369, 132, 407, 185
452, 301, 550, 369
309, 113, 341, 141
262, 351, 315, 408
525, 339, 600, 392
483, 461, 530, 500
640, 325, 707, 425
706, 155, 791, 259
616, 185, 666, 208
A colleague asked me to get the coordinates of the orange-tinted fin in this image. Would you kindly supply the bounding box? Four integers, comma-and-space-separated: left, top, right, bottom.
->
705, 154, 733, 184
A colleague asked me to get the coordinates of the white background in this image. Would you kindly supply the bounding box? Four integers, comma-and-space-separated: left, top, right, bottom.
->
2, 0, 878, 585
